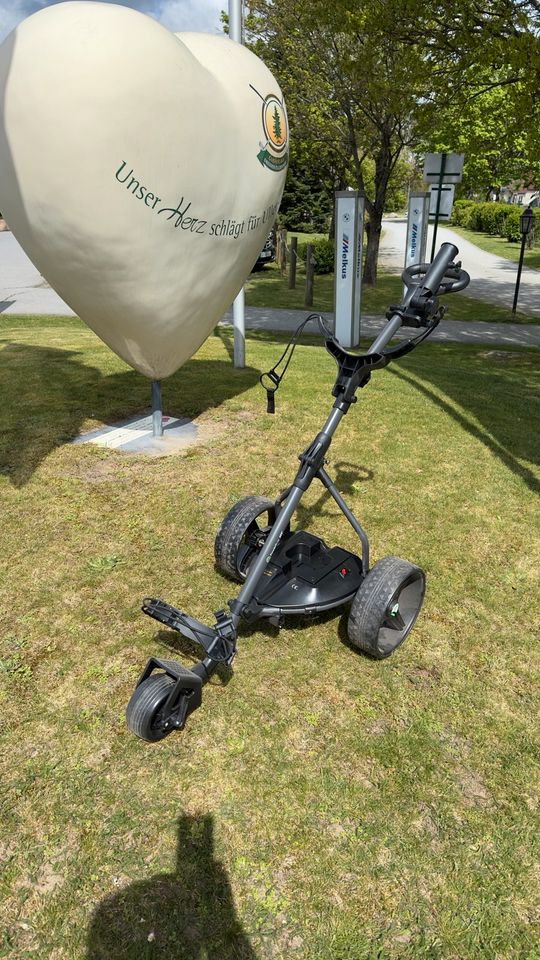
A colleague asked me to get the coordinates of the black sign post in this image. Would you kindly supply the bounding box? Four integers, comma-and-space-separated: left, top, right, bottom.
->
430, 153, 447, 261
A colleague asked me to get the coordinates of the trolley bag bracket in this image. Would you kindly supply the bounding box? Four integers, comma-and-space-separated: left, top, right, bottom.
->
135, 656, 203, 732
324, 338, 388, 408
142, 598, 237, 664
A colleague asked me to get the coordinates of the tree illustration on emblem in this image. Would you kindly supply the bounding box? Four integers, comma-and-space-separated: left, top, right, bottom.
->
272, 105, 283, 143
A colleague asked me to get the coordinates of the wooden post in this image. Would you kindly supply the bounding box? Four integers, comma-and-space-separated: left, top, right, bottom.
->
304, 243, 314, 307
277, 227, 287, 274
288, 236, 297, 289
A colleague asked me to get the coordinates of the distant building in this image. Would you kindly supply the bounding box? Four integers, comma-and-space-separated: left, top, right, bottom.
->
511, 185, 539, 207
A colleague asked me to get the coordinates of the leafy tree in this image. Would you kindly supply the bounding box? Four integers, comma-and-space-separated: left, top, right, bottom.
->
246, 0, 539, 282
247, 0, 433, 282
279, 162, 333, 232
418, 77, 540, 200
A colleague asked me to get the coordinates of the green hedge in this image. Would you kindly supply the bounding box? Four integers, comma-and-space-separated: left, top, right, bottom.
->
451, 200, 539, 244
297, 237, 335, 274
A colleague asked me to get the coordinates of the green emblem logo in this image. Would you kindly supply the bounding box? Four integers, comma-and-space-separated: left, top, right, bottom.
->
250, 86, 289, 172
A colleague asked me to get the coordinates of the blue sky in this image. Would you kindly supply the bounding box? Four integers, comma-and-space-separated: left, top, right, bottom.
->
0, 1, 226, 43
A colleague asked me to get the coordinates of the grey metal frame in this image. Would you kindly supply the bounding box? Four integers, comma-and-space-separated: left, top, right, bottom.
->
230, 332, 395, 627
230, 242, 460, 627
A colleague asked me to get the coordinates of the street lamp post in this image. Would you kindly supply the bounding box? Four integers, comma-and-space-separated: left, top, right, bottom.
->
512, 205, 535, 314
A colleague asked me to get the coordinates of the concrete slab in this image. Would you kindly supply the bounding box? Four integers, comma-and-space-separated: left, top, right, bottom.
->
72, 413, 198, 456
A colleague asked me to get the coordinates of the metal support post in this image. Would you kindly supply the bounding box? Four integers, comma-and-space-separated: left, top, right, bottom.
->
229, 0, 245, 368
151, 379, 163, 437
233, 288, 245, 368
512, 232, 528, 314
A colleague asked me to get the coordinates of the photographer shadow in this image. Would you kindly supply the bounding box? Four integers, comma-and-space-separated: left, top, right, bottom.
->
87, 813, 257, 960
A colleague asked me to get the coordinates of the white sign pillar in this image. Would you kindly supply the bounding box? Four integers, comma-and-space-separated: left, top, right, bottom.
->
405, 192, 430, 268
404, 192, 429, 294
229, 0, 245, 368
334, 190, 365, 348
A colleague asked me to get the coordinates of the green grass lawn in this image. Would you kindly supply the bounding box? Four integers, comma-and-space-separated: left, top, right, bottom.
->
246, 262, 538, 324
1, 315, 539, 959
448, 224, 540, 272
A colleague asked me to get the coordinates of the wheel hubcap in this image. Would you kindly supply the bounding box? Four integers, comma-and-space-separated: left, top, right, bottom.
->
377, 575, 424, 654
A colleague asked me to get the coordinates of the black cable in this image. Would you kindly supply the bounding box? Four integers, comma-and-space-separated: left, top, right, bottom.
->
259, 314, 326, 413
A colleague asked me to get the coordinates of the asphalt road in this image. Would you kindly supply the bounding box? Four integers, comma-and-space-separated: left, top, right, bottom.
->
380, 217, 540, 317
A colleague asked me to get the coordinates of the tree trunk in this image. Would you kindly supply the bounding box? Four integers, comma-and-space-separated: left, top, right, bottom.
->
328, 202, 336, 242
361, 138, 399, 285
363, 213, 383, 285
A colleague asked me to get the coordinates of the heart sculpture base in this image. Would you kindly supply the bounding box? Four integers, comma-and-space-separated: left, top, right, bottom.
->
72, 413, 199, 457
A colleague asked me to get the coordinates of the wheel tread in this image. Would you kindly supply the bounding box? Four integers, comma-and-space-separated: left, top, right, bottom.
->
214, 495, 275, 581
348, 556, 425, 659
125, 673, 175, 742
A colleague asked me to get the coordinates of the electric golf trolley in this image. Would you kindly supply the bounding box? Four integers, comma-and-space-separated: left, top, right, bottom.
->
126, 242, 470, 742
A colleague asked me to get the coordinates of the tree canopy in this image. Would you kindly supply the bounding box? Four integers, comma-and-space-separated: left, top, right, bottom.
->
245, 0, 540, 281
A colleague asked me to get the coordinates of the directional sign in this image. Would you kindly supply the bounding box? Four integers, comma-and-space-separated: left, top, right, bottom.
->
429, 184, 455, 221
423, 152, 464, 184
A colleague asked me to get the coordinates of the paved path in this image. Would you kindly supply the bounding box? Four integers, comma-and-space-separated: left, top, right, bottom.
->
2, 230, 539, 347
380, 217, 540, 317
220, 306, 540, 348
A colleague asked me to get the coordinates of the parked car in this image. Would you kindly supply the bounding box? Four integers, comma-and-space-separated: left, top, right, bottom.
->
253, 230, 276, 270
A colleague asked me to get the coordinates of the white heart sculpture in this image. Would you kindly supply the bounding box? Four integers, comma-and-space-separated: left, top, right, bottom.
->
0, 2, 288, 378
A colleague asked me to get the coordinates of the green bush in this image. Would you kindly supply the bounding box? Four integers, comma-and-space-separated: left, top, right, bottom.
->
504, 206, 521, 242
450, 200, 539, 246
451, 200, 476, 229
297, 237, 335, 274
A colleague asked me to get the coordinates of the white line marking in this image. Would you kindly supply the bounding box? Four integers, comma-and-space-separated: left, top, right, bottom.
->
83, 416, 181, 449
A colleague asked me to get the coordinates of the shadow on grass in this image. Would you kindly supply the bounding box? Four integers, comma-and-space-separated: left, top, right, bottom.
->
215, 324, 235, 362
0, 342, 259, 487
389, 347, 540, 494
295, 461, 374, 531
86, 813, 257, 959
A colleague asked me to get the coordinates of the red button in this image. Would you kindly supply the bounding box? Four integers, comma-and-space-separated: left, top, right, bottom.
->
340, 567, 347, 575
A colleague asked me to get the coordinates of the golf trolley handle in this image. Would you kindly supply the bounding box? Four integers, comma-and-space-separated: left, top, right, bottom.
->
368, 242, 462, 356
409, 241, 459, 297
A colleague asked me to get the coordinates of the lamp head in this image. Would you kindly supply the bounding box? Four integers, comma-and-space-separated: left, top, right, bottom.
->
520, 205, 534, 236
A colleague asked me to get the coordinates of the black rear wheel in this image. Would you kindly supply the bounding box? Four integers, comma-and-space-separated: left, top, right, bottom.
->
214, 495, 288, 581
347, 556, 425, 659
125, 674, 176, 742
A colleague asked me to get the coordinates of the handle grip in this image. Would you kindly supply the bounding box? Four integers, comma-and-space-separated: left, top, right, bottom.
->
413, 242, 458, 297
